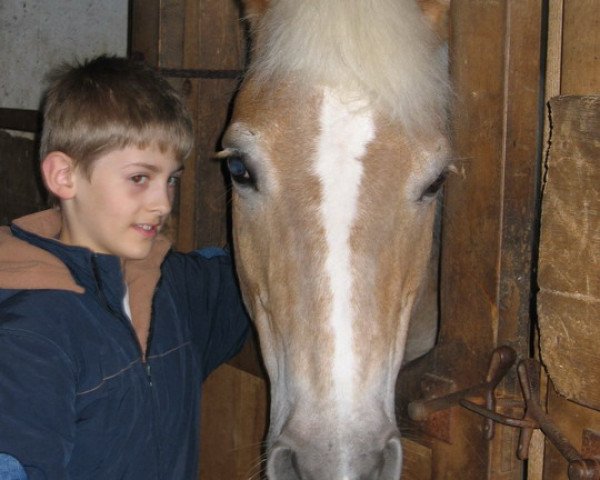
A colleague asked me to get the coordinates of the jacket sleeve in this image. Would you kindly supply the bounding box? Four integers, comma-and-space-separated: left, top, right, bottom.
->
0, 326, 76, 480
0, 454, 28, 480
186, 248, 250, 379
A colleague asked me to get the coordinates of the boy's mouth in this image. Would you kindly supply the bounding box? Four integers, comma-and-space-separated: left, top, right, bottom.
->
134, 223, 159, 237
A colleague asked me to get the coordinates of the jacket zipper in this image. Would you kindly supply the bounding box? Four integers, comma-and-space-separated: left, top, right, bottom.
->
91, 254, 161, 477
90, 255, 153, 386
145, 363, 153, 386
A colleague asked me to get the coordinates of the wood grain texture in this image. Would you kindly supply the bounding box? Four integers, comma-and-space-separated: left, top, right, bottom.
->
542, 386, 600, 480
532, 1, 600, 477
189, 78, 240, 249
397, 1, 543, 478
199, 365, 268, 480
560, 1, 600, 95
401, 438, 433, 480
538, 95, 600, 410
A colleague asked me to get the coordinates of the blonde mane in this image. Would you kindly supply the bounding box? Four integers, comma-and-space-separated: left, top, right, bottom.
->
247, 0, 450, 129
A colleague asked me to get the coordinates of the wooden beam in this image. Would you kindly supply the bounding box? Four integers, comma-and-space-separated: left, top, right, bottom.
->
0, 108, 40, 132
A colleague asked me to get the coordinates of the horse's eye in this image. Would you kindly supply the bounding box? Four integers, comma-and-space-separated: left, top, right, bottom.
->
420, 172, 447, 200
226, 156, 254, 186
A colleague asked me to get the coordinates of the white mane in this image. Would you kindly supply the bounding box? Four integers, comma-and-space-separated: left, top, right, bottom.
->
247, 0, 450, 129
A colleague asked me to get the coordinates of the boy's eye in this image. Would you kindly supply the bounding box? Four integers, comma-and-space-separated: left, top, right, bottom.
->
130, 175, 148, 185
167, 176, 180, 187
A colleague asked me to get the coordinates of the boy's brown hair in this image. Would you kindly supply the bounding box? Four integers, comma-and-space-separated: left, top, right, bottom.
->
40, 55, 194, 178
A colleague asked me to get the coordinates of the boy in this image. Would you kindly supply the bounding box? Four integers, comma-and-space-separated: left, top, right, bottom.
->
0, 56, 249, 479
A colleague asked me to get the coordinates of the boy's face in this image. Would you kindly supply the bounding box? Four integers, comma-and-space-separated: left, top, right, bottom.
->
60, 146, 182, 261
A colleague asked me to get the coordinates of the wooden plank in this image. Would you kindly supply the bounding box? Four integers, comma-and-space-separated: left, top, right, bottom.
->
439, 0, 506, 374
129, 0, 160, 64
495, 0, 544, 357
199, 365, 267, 480
438, 3, 541, 479
537, 95, 600, 410
560, 1, 600, 95
0, 131, 45, 224
0, 108, 40, 132
159, 0, 186, 68
532, 1, 600, 476
542, 0, 564, 168
542, 386, 600, 480
186, 77, 240, 250
131, 0, 244, 71
544, 0, 564, 99
181, 0, 245, 71
526, 370, 549, 480
401, 438, 432, 480
398, 1, 544, 478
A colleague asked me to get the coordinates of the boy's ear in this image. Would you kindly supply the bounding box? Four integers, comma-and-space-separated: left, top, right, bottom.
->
41, 152, 78, 200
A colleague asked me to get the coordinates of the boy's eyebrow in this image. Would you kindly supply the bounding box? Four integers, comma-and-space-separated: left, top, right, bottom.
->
126, 162, 184, 174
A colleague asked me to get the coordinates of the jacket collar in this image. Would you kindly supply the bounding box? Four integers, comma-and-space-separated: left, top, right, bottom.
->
1, 209, 172, 355
0, 210, 84, 293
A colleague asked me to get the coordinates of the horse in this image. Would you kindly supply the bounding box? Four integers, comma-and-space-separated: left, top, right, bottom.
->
219, 1, 451, 478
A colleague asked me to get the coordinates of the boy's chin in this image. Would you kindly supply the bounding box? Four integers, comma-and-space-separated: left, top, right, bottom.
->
119, 246, 154, 262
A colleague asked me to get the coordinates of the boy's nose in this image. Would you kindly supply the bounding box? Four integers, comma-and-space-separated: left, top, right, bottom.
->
150, 185, 173, 216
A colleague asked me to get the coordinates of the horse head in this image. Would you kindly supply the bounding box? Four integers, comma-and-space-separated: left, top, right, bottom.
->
221, 1, 451, 478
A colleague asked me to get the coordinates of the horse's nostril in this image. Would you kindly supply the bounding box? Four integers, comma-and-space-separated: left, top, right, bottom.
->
267, 443, 302, 480
377, 435, 403, 480
363, 435, 403, 480
267, 435, 402, 480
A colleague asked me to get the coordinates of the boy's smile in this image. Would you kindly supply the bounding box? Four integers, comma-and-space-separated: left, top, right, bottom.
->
58, 146, 182, 261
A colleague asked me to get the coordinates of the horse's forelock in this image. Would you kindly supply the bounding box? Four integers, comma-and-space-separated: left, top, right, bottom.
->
247, 0, 450, 130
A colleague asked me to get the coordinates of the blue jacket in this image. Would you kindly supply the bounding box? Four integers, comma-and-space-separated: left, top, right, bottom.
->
0, 210, 250, 479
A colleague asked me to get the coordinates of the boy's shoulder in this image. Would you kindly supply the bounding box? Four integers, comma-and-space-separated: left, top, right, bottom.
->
0, 286, 91, 373
159, 246, 233, 280
157, 247, 239, 306
0, 287, 83, 326
0, 214, 83, 294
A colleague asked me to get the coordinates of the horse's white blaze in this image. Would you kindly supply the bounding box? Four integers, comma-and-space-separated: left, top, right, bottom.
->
314, 88, 375, 417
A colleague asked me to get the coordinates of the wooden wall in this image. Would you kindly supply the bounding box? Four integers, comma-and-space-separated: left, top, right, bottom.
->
396, 1, 545, 478
529, 1, 600, 479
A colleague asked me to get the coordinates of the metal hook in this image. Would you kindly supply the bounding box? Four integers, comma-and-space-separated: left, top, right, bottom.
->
408, 346, 516, 439
462, 357, 600, 480
408, 346, 600, 480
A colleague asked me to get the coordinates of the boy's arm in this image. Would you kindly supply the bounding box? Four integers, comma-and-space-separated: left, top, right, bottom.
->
185, 248, 250, 379
0, 327, 76, 480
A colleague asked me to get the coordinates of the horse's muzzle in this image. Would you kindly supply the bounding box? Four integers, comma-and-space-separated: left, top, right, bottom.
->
266, 434, 402, 480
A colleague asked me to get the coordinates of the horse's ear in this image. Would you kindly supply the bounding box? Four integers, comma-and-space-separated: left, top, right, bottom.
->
241, 0, 270, 29
417, 0, 451, 42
